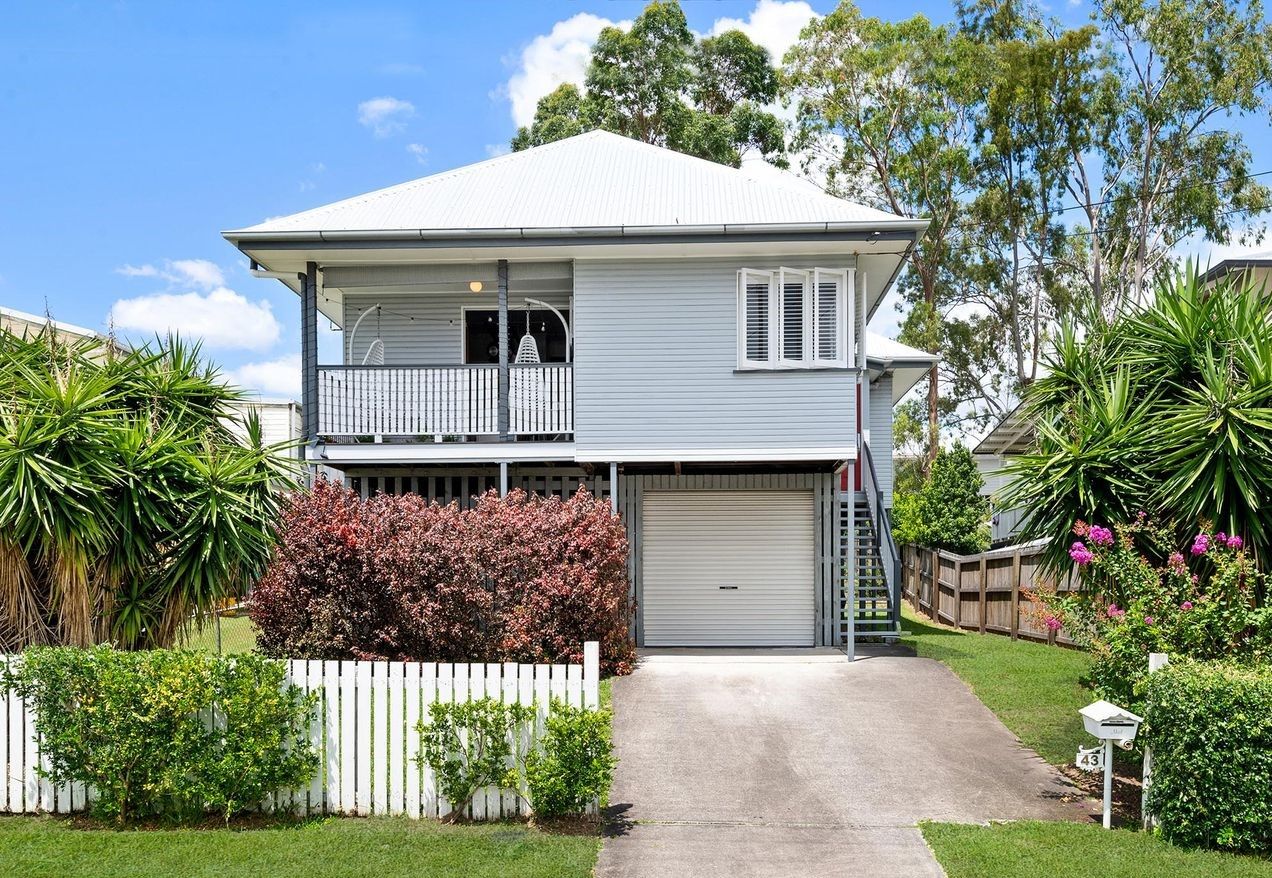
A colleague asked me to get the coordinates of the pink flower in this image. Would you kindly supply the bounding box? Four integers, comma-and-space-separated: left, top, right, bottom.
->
1107, 604, 1126, 618
1144, 616, 1155, 626
1180, 601, 1193, 611
1227, 535, 1243, 550
1073, 520, 1090, 537
1089, 525, 1114, 547
1167, 551, 1187, 574
1069, 541, 1095, 565
1044, 615, 1062, 631
1191, 533, 1210, 555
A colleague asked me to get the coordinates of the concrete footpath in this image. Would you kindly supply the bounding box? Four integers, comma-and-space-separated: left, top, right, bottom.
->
596, 650, 1094, 877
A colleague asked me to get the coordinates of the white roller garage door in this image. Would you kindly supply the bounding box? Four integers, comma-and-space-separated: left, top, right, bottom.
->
642, 490, 815, 647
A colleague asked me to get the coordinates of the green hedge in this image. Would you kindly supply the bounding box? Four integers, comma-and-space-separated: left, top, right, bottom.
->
3, 648, 318, 824
1142, 658, 1272, 852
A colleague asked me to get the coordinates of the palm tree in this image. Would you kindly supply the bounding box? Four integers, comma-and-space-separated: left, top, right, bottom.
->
0, 329, 294, 650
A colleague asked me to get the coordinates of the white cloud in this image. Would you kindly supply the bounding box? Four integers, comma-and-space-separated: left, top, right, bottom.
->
114, 258, 225, 289
110, 287, 282, 350
227, 354, 301, 398
406, 143, 429, 165
357, 96, 415, 137
709, 0, 818, 64
485, 143, 511, 159
504, 13, 630, 128
116, 263, 160, 279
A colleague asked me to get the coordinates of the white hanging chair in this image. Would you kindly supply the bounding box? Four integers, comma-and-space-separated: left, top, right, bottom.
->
511, 311, 546, 433
514, 312, 541, 364
362, 338, 385, 366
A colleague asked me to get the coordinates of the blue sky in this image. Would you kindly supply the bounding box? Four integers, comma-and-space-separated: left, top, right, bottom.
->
1, 1, 1263, 397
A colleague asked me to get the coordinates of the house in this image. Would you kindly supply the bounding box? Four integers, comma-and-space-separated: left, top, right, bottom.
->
973, 403, 1033, 546
1, 305, 122, 353
1202, 250, 1272, 288
225, 397, 305, 461
224, 130, 935, 654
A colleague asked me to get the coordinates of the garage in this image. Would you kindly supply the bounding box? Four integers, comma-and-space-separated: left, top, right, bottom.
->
641, 489, 815, 646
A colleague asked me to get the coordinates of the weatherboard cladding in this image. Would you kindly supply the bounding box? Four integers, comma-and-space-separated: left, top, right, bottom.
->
572, 256, 858, 458
870, 372, 894, 506
236, 131, 913, 236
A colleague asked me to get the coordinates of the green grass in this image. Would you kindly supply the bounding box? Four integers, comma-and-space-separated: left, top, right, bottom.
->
922, 821, 1272, 878
901, 605, 1093, 765
0, 816, 599, 878
178, 615, 257, 655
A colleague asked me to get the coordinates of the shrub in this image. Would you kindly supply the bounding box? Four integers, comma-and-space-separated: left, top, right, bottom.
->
1141, 659, 1272, 853
417, 697, 535, 822
252, 481, 635, 674
3, 647, 318, 824
893, 443, 989, 554
522, 699, 616, 818
1004, 268, 1272, 572
1033, 518, 1271, 706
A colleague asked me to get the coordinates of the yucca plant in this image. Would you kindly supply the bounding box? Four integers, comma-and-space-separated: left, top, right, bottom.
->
1004, 264, 1272, 585
0, 328, 295, 650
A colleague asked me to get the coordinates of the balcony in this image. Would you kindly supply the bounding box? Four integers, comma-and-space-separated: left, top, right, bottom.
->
316, 363, 573, 440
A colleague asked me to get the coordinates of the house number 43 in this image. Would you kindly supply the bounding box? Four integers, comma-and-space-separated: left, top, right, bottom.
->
1076, 745, 1106, 773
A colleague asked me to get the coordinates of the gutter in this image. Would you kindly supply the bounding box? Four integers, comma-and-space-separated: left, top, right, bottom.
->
223, 219, 929, 246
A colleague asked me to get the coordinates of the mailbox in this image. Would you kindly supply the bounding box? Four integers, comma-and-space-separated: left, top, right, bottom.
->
1079, 700, 1144, 744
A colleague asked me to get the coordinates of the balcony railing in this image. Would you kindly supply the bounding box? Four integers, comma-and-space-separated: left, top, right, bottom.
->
317, 364, 573, 438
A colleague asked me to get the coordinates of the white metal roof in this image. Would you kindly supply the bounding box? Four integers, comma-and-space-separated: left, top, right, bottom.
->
1, 305, 103, 341
865, 331, 939, 404
227, 131, 923, 238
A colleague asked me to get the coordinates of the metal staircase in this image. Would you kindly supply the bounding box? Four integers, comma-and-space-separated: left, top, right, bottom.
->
838, 441, 902, 644
852, 497, 900, 640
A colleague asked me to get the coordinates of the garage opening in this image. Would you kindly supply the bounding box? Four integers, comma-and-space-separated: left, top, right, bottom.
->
641, 490, 815, 647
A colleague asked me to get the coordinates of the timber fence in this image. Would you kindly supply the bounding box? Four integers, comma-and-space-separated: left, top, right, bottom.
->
901, 542, 1080, 646
0, 642, 600, 819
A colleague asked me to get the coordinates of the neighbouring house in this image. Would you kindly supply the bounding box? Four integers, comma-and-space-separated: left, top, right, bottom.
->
223, 130, 935, 653
973, 403, 1034, 546
225, 397, 304, 461
1202, 250, 1272, 288
1, 305, 122, 353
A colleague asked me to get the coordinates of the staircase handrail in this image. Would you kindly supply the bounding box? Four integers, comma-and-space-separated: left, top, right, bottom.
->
860, 438, 901, 625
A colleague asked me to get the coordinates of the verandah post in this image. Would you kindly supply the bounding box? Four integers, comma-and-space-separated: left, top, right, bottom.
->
497, 259, 510, 441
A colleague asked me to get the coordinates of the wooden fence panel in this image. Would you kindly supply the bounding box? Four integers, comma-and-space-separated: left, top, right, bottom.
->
901, 542, 1080, 647
0, 644, 600, 819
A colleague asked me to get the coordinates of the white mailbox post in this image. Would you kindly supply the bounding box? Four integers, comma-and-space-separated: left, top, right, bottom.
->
1077, 700, 1144, 829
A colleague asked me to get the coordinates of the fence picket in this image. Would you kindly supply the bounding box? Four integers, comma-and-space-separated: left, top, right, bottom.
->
0, 646, 599, 820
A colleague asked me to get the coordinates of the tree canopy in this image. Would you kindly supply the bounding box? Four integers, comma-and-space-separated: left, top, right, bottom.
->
0, 329, 292, 650
511, 1, 786, 168
786, 0, 1272, 458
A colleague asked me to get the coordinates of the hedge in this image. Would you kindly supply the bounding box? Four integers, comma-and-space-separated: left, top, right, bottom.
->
1142, 658, 1272, 853
3, 648, 318, 824
252, 481, 635, 674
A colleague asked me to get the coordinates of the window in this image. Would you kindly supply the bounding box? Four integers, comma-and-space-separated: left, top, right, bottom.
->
738, 267, 851, 369
463, 308, 570, 364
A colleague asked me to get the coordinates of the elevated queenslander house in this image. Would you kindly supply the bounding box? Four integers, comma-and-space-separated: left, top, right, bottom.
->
224, 131, 936, 656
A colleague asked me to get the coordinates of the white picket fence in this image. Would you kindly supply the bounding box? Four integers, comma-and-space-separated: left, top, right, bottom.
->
0, 642, 600, 819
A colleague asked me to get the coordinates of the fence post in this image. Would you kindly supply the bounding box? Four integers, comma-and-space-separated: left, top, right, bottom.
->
583, 642, 599, 710
978, 555, 988, 634
952, 558, 963, 629
1142, 652, 1169, 829
1009, 549, 1022, 640
930, 549, 941, 622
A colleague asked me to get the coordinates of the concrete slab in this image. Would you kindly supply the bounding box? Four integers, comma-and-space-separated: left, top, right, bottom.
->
599, 653, 1097, 876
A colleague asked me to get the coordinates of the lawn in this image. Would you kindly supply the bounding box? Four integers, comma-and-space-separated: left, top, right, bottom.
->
922, 821, 1272, 878
0, 816, 600, 878
901, 604, 1093, 765
179, 614, 257, 655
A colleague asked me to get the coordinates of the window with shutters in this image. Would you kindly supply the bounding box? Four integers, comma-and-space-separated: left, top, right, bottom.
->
737, 267, 852, 369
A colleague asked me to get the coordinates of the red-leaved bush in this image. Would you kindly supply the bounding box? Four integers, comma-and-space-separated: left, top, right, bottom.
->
251, 480, 634, 674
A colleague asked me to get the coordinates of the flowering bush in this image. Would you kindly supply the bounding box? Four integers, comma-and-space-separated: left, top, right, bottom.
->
252, 480, 635, 674
1033, 517, 1272, 706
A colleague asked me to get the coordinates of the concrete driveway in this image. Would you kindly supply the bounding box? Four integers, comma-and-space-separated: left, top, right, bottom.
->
596, 650, 1095, 878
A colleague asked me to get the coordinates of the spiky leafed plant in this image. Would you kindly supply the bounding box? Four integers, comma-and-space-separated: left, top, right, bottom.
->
1004, 265, 1272, 580
0, 329, 294, 650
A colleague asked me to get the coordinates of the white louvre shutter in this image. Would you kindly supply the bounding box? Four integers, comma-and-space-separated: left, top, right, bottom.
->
738, 269, 774, 368
778, 267, 809, 365
812, 268, 849, 367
